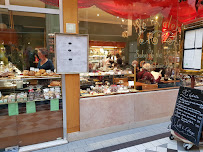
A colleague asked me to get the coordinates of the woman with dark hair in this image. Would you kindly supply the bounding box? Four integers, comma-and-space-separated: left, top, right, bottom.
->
37, 48, 54, 71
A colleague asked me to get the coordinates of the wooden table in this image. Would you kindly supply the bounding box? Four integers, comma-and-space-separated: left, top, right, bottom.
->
160, 80, 180, 84
134, 82, 145, 86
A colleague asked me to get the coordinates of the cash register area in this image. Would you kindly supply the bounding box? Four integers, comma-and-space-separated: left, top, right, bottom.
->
31, 122, 202, 152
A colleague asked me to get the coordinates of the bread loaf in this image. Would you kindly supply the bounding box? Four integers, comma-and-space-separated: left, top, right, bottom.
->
23, 70, 29, 76
29, 71, 35, 76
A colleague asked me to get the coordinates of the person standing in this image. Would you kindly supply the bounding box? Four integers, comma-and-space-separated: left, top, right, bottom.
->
37, 48, 54, 71
116, 53, 122, 67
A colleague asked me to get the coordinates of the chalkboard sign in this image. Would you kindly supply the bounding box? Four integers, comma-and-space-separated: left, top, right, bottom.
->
171, 86, 203, 146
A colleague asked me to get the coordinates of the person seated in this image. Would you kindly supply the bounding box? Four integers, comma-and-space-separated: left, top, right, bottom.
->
137, 63, 161, 84
139, 60, 145, 71
131, 60, 139, 73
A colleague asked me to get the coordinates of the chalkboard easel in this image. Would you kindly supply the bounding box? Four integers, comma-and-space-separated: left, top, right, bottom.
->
171, 86, 203, 146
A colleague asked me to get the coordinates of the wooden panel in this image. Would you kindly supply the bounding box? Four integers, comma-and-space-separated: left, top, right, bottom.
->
63, 0, 80, 133
142, 84, 158, 90
0, 29, 18, 45
63, 0, 78, 34
65, 74, 80, 132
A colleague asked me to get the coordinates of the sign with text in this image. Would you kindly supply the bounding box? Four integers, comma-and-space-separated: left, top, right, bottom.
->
171, 87, 203, 145
182, 28, 203, 71
55, 33, 89, 74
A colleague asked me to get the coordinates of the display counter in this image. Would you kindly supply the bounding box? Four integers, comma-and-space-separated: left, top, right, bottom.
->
80, 71, 182, 98
0, 68, 63, 149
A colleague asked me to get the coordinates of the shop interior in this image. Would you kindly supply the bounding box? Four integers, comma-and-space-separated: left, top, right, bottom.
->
78, 5, 185, 97
0, 1, 203, 100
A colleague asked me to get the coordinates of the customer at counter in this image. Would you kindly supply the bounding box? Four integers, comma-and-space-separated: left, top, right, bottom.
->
37, 48, 54, 71
137, 63, 161, 84
116, 54, 122, 67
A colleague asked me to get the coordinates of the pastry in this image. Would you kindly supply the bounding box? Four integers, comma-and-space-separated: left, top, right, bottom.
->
8, 72, 14, 76
23, 70, 29, 76
39, 69, 45, 74
0, 72, 9, 77
50, 81, 61, 86
41, 72, 47, 76
48, 73, 54, 76
35, 72, 41, 76
29, 71, 35, 76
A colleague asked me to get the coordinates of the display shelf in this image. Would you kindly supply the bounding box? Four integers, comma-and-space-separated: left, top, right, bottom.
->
89, 55, 106, 57
0, 78, 21, 82
80, 73, 133, 77
80, 89, 139, 98
0, 98, 62, 105
0, 76, 61, 81
21, 76, 61, 80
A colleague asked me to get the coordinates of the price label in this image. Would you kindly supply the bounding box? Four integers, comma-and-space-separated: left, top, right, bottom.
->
30, 67, 35, 71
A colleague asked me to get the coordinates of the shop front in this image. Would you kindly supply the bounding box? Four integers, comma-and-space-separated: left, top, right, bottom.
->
70, 0, 203, 140
0, 0, 203, 150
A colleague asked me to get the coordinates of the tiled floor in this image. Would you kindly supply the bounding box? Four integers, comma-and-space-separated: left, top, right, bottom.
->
32, 122, 203, 152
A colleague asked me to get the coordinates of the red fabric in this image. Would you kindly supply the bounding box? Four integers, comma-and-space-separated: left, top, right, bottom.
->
40, 0, 59, 6
137, 69, 160, 84
40, 0, 203, 23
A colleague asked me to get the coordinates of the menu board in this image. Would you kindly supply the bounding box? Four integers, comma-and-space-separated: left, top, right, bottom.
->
183, 28, 203, 71
183, 49, 202, 70
171, 87, 203, 146
55, 33, 88, 74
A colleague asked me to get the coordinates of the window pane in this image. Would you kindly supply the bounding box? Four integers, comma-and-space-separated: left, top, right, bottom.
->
78, 1, 183, 96
10, 0, 59, 9
0, 11, 62, 148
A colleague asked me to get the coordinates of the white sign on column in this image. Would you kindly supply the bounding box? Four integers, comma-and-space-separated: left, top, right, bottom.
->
55, 33, 89, 74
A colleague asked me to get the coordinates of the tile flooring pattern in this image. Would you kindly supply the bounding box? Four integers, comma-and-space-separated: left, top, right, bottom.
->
33, 122, 203, 152
110, 137, 202, 152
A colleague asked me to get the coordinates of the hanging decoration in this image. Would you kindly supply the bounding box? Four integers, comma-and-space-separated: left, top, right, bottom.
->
40, 0, 203, 23
122, 31, 128, 38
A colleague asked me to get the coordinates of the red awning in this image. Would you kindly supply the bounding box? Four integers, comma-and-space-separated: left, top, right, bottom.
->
40, 0, 203, 23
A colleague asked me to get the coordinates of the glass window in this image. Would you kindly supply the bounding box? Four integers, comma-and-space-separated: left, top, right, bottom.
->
10, 0, 59, 9
0, 10, 62, 149
78, 1, 187, 96
0, 11, 59, 70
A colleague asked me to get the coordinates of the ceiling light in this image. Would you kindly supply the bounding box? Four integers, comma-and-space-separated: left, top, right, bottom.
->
117, 16, 119, 18
122, 19, 124, 22
155, 16, 158, 20
97, 14, 100, 16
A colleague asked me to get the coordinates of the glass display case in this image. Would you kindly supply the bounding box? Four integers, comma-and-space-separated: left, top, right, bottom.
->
80, 70, 136, 97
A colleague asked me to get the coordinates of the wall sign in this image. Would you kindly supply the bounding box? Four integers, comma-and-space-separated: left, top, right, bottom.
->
171, 86, 203, 146
55, 33, 89, 74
